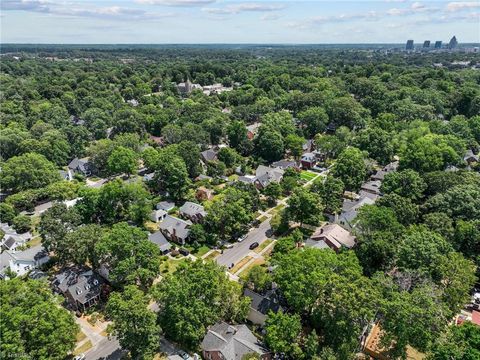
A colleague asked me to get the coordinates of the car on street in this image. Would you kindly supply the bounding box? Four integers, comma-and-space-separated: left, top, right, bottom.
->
249, 242, 259, 250
177, 350, 192, 360
73, 354, 85, 360
237, 234, 248, 242
224, 243, 234, 249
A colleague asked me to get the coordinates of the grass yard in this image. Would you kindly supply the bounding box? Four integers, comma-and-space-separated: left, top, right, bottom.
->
76, 331, 87, 343
229, 256, 252, 274
253, 239, 274, 254
258, 215, 268, 222
160, 257, 189, 275
204, 250, 221, 261
239, 258, 266, 281
185, 244, 210, 257
300, 171, 317, 181
27, 236, 42, 247
73, 340, 92, 356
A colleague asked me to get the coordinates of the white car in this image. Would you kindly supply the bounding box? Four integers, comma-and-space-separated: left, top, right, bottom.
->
74, 354, 85, 360
237, 234, 248, 242
224, 243, 234, 249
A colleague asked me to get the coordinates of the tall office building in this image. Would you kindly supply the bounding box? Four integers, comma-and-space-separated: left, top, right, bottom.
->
406, 40, 414, 50
449, 36, 458, 49
423, 40, 430, 48
434, 41, 442, 49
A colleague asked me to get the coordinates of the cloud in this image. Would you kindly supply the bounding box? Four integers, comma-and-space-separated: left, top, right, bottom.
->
309, 11, 380, 24
261, 13, 282, 21
136, 0, 216, 6
202, 3, 285, 15
1, 0, 173, 20
387, 2, 437, 16
446, 2, 480, 12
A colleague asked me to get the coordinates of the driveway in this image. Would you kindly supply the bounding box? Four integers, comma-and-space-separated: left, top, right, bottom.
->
215, 219, 271, 268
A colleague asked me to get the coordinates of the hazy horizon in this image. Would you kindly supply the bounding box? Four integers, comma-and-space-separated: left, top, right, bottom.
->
1, 1, 479, 44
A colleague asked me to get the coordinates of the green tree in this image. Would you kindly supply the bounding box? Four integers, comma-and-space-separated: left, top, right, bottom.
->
264, 312, 303, 358
381, 169, 426, 201
0, 153, 60, 192
254, 126, 285, 162
177, 141, 202, 178
332, 147, 366, 191
12, 214, 32, 233
297, 106, 329, 138
95, 222, 161, 288
246, 265, 272, 293
154, 152, 190, 201
153, 260, 250, 349
285, 134, 306, 159
63, 224, 104, 267
0, 203, 16, 224
0, 279, 78, 360
106, 286, 160, 360
286, 187, 323, 226
107, 146, 138, 176
376, 194, 419, 226
311, 176, 345, 215
428, 322, 480, 360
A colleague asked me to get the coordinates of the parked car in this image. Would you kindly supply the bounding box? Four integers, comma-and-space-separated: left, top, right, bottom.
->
237, 234, 248, 242
178, 350, 191, 360
74, 354, 85, 360
179, 248, 190, 256
224, 243, 234, 249
249, 242, 259, 250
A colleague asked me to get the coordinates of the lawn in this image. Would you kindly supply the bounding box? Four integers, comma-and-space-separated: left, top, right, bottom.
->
300, 171, 317, 181
76, 331, 87, 343
160, 258, 189, 275
239, 258, 266, 281
184, 244, 210, 257
258, 215, 268, 222
73, 340, 92, 356
253, 239, 274, 254
204, 250, 220, 261
229, 256, 252, 274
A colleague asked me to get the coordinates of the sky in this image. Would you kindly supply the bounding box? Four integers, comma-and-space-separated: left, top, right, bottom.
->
1, 0, 479, 44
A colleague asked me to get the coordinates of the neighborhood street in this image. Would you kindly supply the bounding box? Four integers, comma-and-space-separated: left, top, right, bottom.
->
85, 337, 125, 360
216, 219, 271, 267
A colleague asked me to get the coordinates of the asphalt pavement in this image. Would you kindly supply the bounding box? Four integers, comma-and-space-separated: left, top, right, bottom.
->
85, 337, 126, 360
215, 219, 271, 268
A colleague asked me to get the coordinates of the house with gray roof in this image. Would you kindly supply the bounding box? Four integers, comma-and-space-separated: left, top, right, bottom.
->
371, 161, 399, 181
254, 165, 284, 190
53, 267, 104, 312
201, 322, 271, 360
337, 196, 376, 230
156, 201, 175, 212
68, 157, 93, 177
0, 245, 49, 279
148, 231, 172, 254
1, 223, 32, 251
464, 149, 479, 164
159, 215, 192, 245
150, 209, 167, 223
243, 289, 283, 326
179, 201, 207, 223
201, 149, 218, 163
271, 160, 299, 170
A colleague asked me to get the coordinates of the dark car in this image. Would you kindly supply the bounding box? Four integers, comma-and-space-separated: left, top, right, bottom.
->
179, 248, 190, 256
249, 242, 259, 250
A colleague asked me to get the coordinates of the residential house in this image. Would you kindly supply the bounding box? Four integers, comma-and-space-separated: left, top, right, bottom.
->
177, 79, 202, 95
59, 169, 74, 181
360, 180, 382, 199
156, 201, 175, 212
70, 115, 85, 126
243, 289, 283, 326
255, 165, 284, 190
302, 139, 314, 153
464, 149, 479, 164
300, 152, 316, 169
148, 231, 172, 254
52, 267, 105, 312
306, 223, 356, 252
246, 122, 261, 140
271, 160, 299, 170
371, 161, 399, 181
1, 223, 32, 251
179, 201, 207, 223
238, 175, 257, 185
196, 186, 214, 201
149, 135, 164, 146
68, 157, 93, 177
195, 174, 213, 182
150, 209, 167, 223
337, 196, 376, 230
159, 215, 192, 245
201, 322, 271, 360
201, 149, 218, 163
0, 245, 50, 279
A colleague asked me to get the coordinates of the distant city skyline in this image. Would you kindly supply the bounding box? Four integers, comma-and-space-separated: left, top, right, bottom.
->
1, 0, 479, 44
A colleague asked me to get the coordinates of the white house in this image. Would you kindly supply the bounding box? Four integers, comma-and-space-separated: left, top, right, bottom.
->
0, 245, 50, 279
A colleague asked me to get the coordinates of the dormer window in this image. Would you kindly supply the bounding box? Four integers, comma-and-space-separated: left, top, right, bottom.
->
85, 284, 91, 290
93, 279, 99, 286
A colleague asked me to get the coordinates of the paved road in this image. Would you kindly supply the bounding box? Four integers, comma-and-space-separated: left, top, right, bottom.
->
216, 219, 271, 268
85, 337, 126, 360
